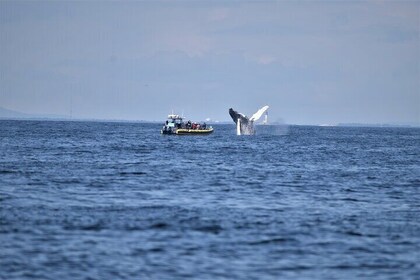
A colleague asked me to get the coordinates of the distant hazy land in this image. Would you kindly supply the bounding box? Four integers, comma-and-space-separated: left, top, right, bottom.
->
0, 107, 418, 127
337, 123, 420, 128
0, 107, 69, 120
0, 107, 146, 123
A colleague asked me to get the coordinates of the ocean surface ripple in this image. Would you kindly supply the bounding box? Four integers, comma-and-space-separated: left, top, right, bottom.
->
1, 120, 419, 279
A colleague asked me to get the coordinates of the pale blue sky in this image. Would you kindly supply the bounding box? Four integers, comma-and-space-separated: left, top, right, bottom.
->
1, 1, 419, 124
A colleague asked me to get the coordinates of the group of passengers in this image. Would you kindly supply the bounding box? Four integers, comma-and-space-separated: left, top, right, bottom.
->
185, 120, 207, 130
164, 120, 207, 130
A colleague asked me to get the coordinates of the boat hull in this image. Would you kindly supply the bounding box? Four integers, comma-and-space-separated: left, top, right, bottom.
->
176, 128, 213, 135
161, 128, 214, 135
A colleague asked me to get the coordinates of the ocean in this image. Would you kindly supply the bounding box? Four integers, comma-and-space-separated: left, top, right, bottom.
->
0, 120, 419, 279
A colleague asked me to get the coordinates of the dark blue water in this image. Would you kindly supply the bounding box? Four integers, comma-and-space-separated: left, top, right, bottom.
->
1, 120, 419, 279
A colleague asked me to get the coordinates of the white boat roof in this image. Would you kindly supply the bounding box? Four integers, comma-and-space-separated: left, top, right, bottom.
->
167, 114, 183, 119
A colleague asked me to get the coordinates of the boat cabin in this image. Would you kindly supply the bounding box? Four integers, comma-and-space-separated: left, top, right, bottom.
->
165, 114, 183, 128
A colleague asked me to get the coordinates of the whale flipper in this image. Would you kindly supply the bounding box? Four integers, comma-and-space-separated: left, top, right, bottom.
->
250, 106, 269, 122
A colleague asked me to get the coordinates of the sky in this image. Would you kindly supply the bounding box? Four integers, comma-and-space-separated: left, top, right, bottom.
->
0, 1, 419, 125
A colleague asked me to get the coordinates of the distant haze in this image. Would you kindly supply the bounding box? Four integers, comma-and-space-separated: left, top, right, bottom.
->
0, 1, 419, 125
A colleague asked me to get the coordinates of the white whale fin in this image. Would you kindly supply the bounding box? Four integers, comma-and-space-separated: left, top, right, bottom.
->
250, 105, 269, 122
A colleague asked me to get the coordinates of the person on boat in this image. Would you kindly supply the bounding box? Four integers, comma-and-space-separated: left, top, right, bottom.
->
202, 122, 207, 129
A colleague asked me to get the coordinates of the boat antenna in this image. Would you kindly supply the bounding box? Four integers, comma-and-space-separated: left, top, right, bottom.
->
69, 93, 73, 120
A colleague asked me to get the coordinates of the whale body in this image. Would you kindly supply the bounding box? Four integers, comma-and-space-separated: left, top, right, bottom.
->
229, 106, 269, 135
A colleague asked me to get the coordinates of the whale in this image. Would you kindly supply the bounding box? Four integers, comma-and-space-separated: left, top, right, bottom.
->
229, 106, 269, 135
